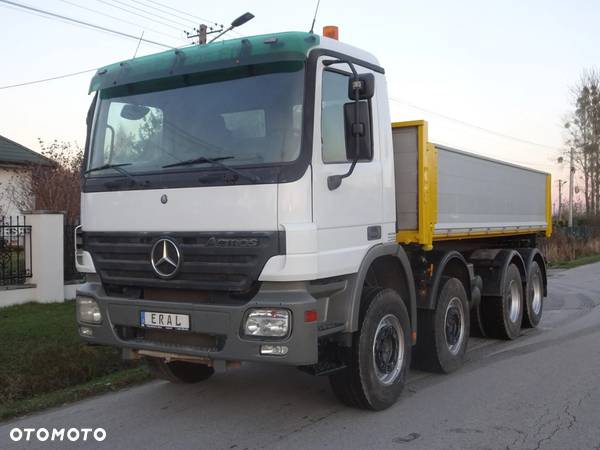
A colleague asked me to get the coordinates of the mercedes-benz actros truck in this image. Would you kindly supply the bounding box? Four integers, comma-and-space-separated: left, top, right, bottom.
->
75, 28, 551, 410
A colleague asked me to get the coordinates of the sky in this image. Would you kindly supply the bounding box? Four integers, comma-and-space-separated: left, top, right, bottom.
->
1, 0, 599, 207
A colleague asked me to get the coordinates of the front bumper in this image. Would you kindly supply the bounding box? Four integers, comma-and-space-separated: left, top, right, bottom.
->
76, 282, 319, 366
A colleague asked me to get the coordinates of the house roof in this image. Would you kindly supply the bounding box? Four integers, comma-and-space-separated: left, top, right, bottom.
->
0, 135, 53, 166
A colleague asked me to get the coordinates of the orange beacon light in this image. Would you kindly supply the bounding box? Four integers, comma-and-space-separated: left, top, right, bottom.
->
323, 25, 339, 40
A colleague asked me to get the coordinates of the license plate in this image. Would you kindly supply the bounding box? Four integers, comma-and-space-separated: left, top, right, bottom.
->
140, 311, 190, 331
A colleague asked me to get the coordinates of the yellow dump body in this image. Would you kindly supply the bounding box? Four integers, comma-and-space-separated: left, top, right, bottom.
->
392, 120, 552, 250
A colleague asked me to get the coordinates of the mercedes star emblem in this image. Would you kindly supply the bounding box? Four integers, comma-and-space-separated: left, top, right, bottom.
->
150, 238, 181, 279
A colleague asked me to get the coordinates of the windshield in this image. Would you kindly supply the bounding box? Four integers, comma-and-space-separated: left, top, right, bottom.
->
87, 63, 304, 177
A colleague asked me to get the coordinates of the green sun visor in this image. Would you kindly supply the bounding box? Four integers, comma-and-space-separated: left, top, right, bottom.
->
89, 32, 319, 93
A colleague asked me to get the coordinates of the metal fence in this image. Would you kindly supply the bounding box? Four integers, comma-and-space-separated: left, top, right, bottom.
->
0, 216, 32, 286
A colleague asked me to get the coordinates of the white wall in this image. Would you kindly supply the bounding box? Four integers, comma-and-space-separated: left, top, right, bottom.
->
27, 212, 65, 302
0, 285, 37, 306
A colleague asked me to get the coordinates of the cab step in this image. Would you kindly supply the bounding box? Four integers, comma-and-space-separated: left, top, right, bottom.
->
317, 321, 346, 336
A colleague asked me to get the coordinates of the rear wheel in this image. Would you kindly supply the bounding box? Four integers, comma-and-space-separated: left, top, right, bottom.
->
329, 288, 411, 410
481, 263, 523, 340
413, 277, 470, 373
523, 261, 544, 328
145, 357, 214, 383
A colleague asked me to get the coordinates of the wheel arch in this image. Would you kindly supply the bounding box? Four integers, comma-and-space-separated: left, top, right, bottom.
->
420, 251, 472, 311
470, 249, 526, 297
348, 244, 417, 343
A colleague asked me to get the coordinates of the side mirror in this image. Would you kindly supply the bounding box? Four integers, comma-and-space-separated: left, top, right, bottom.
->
347, 73, 375, 100
343, 101, 373, 161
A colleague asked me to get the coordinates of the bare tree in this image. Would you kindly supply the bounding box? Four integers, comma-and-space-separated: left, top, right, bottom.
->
564, 68, 600, 217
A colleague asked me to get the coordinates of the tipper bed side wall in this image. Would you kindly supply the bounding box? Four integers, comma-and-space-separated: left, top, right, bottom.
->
392, 120, 551, 249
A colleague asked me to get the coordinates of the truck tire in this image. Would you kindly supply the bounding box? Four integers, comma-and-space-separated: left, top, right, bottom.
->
523, 261, 543, 328
329, 288, 411, 410
145, 357, 214, 383
481, 263, 523, 340
413, 277, 470, 373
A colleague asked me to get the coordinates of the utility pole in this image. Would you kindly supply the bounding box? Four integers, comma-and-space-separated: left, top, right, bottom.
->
185, 13, 254, 46
185, 23, 223, 45
557, 179, 567, 222
197, 24, 207, 44
568, 146, 575, 228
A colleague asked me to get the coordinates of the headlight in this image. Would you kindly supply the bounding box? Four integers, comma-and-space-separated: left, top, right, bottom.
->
77, 296, 102, 324
243, 309, 290, 338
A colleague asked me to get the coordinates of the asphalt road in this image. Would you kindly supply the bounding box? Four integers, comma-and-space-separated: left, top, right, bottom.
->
2, 262, 600, 450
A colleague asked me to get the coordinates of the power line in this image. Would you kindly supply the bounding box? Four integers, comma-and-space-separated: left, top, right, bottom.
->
125, 0, 237, 37
57, 0, 186, 43
142, 0, 222, 26
0, 67, 96, 90
94, 0, 185, 32
389, 96, 561, 151
100, 0, 190, 29
126, 0, 198, 26
0, 0, 173, 48
0, 79, 565, 172
432, 139, 557, 169
3, 1, 135, 38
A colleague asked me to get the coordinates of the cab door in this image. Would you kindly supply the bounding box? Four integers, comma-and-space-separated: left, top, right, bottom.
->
311, 59, 384, 278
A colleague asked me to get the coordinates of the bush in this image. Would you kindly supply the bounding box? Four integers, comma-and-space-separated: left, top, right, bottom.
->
540, 226, 600, 264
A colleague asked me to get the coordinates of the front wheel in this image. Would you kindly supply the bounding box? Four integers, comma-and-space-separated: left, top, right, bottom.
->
329, 288, 411, 410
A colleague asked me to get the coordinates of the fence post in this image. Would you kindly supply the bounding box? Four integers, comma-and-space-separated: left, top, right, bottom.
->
24, 211, 65, 303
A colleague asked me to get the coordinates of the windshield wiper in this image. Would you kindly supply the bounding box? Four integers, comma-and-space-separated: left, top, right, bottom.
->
162, 156, 258, 183
84, 163, 138, 186
162, 156, 233, 168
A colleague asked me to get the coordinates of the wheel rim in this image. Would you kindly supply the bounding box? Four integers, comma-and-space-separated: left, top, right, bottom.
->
508, 280, 522, 323
372, 314, 404, 385
531, 271, 542, 315
444, 297, 466, 355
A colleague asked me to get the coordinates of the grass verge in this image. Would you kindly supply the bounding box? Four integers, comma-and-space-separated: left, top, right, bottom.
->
0, 367, 150, 422
0, 301, 151, 422
549, 253, 600, 269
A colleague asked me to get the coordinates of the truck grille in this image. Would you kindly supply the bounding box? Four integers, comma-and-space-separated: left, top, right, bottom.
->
83, 231, 285, 292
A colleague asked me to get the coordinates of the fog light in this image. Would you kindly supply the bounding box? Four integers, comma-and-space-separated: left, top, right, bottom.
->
260, 344, 288, 356
244, 309, 290, 337
79, 326, 93, 337
77, 296, 102, 324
